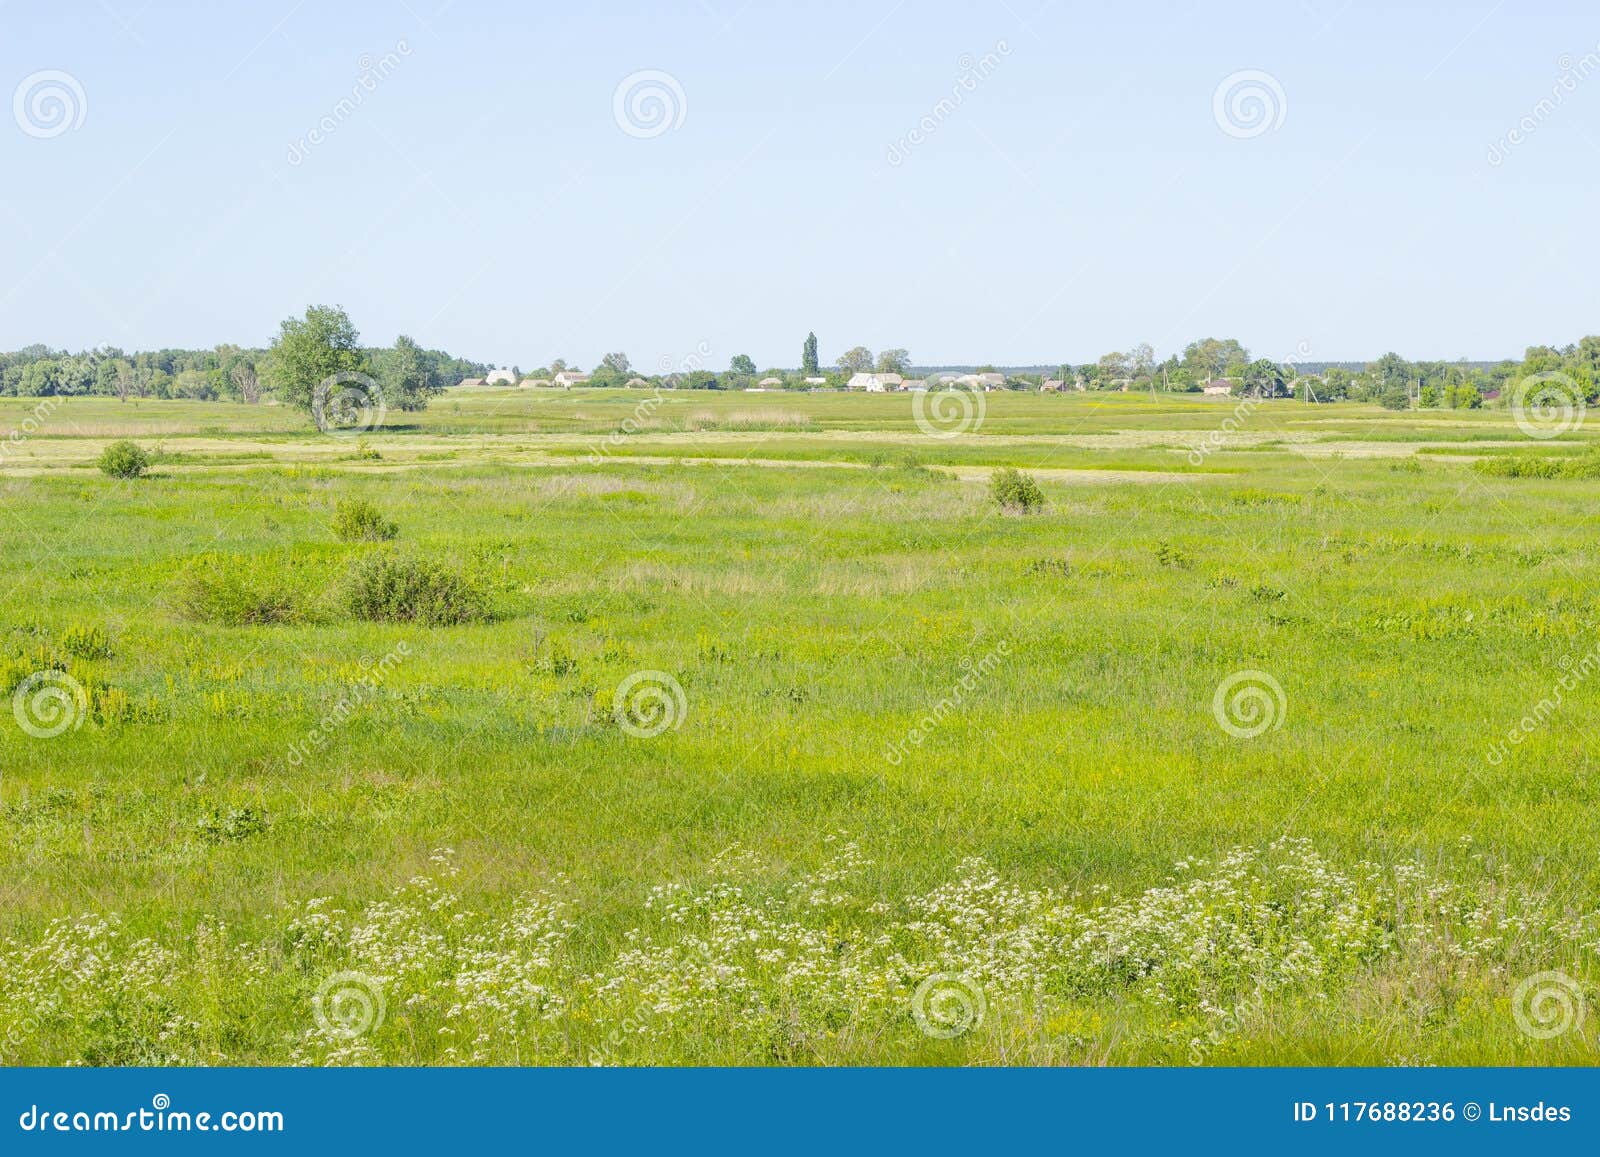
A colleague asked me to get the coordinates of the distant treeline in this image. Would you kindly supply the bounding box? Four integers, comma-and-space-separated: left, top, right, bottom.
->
0, 342, 486, 402
6, 327, 1600, 412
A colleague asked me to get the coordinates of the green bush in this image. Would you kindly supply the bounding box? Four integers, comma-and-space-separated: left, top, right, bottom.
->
343, 553, 489, 626
176, 555, 307, 626
332, 498, 399, 542
98, 440, 149, 479
1472, 453, 1600, 480
991, 467, 1045, 513
59, 623, 112, 660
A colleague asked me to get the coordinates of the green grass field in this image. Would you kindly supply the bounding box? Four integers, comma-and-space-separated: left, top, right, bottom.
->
2, 387, 1598, 1065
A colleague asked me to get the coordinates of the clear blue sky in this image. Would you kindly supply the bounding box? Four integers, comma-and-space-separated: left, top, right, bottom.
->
3, 0, 1597, 370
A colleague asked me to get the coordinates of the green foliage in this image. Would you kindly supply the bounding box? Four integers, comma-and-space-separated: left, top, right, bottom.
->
991, 467, 1045, 512
175, 555, 308, 625
59, 623, 112, 660
802, 331, 819, 375
263, 305, 366, 416
98, 440, 149, 479
196, 806, 271, 843
1473, 452, 1600, 479
332, 498, 399, 542
374, 333, 447, 413
343, 552, 489, 625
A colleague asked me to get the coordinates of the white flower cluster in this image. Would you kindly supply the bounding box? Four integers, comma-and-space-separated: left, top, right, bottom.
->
0, 837, 1593, 1065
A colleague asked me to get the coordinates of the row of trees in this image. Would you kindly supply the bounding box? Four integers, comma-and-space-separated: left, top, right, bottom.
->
0, 318, 484, 410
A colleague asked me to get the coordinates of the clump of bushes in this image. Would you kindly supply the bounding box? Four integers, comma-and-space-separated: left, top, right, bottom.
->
98, 441, 149, 479
1473, 453, 1600, 479
991, 467, 1045, 513
343, 552, 489, 626
176, 555, 307, 626
59, 623, 112, 660
332, 498, 399, 542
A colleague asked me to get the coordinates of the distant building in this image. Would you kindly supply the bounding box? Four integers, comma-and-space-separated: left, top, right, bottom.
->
457, 377, 485, 388
624, 377, 651, 388
804, 376, 827, 386
1202, 380, 1236, 396
901, 378, 927, 391
521, 377, 553, 388
951, 372, 1006, 391
847, 372, 903, 392
1040, 378, 1066, 392
757, 377, 784, 388
552, 371, 591, 388
484, 368, 517, 385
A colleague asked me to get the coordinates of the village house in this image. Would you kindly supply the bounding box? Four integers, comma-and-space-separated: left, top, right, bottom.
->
1040, 378, 1065, 392
552, 371, 591, 388
484, 368, 517, 385
457, 377, 484, 388
847, 372, 903, 392
900, 378, 927, 391
1202, 379, 1237, 396
520, 377, 553, 388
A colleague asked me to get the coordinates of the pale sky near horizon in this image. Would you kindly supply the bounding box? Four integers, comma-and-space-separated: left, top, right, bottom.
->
3, 0, 1599, 371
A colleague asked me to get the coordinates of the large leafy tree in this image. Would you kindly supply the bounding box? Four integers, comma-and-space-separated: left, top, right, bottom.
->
1181, 337, 1250, 379
836, 346, 872, 373
377, 334, 447, 412
875, 348, 910, 374
264, 305, 366, 415
802, 332, 819, 375
729, 353, 757, 375
1241, 358, 1287, 398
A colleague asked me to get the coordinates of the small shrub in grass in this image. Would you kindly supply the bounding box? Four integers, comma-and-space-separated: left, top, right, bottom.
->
59, 623, 112, 660
991, 467, 1045, 513
332, 498, 399, 542
343, 552, 489, 625
98, 441, 149, 479
176, 555, 306, 626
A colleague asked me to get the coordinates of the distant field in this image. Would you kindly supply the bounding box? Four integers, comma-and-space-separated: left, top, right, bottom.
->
2, 388, 1598, 1065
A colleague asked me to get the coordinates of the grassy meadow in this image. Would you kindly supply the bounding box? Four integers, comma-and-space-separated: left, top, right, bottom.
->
2, 386, 1599, 1065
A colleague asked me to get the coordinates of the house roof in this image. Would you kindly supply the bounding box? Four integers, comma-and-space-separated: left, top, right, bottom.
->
458, 377, 484, 387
